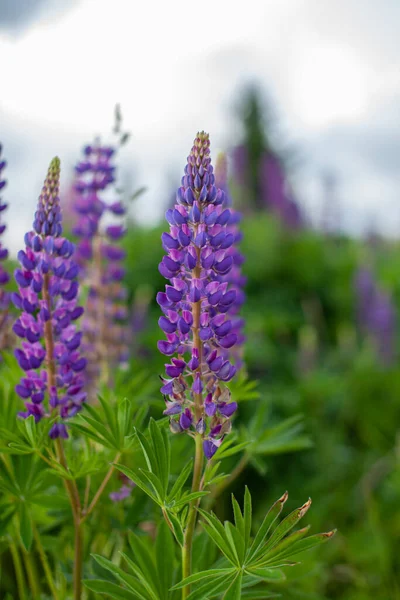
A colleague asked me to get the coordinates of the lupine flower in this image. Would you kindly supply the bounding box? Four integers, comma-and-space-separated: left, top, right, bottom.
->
0, 145, 10, 356
354, 267, 396, 366
12, 158, 87, 437
215, 153, 246, 368
259, 153, 303, 229
109, 473, 135, 502
157, 132, 239, 460
72, 142, 129, 393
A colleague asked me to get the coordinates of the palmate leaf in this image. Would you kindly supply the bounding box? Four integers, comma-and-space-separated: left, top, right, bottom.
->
178, 488, 336, 599
88, 522, 180, 600
114, 420, 209, 545
69, 396, 143, 452
84, 579, 140, 600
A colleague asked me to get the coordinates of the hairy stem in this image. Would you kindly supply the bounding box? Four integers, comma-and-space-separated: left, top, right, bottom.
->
33, 524, 59, 600
182, 434, 204, 599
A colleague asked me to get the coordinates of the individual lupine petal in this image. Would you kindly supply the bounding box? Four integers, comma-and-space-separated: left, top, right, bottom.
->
204, 393, 217, 417
192, 372, 203, 394
203, 438, 222, 460
179, 408, 193, 430
218, 402, 238, 417
163, 401, 183, 416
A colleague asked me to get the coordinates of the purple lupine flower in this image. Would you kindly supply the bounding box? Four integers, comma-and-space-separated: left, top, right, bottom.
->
214, 153, 246, 368
72, 142, 129, 394
13, 158, 87, 436
0, 145, 11, 357
354, 267, 396, 366
157, 132, 239, 460
259, 153, 303, 229
109, 473, 135, 502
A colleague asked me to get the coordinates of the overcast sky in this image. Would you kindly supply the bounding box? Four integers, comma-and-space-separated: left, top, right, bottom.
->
1, 0, 400, 252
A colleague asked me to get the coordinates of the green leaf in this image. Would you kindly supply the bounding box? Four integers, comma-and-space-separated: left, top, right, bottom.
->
186, 574, 236, 600
223, 572, 243, 600
171, 491, 209, 510
198, 510, 237, 564
149, 419, 170, 496
241, 590, 280, 598
264, 530, 336, 563
128, 532, 159, 596
84, 580, 140, 599
114, 464, 160, 505
139, 469, 164, 501
232, 495, 245, 541
166, 511, 184, 547
91, 555, 153, 600
244, 487, 252, 551
119, 552, 159, 600
156, 520, 174, 600
136, 430, 158, 474
167, 459, 193, 502
245, 567, 286, 581
224, 521, 244, 565
256, 525, 310, 564
247, 492, 288, 561
171, 568, 235, 590
19, 503, 33, 551
261, 499, 312, 555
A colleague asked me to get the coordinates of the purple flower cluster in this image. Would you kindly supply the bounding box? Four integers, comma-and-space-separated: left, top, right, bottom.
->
12, 158, 87, 438
157, 132, 239, 460
354, 267, 396, 366
73, 143, 128, 391
259, 154, 303, 229
0, 145, 10, 358
215, 153, 246, 368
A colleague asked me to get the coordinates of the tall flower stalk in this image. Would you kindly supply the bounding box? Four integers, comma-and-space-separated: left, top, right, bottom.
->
13, 158, 86, 599
13, 158, 87, 435
157, 132, 240, 595
73, 142, 128, 394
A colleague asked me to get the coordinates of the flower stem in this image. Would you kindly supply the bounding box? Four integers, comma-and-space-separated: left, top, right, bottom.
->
43, 272, 83, 600
33, 523, 60, 600
22, 546, 40, 599
81, 452, 121, 522
55, 439, 83, 600
182, 433, 204, 599
10, 539, 27, 600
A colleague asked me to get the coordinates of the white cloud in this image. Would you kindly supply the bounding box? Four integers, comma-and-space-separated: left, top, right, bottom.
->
1, 0, 400, 250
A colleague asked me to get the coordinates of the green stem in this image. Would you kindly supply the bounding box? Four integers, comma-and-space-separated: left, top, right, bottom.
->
10, 540, 27, 600
33, 524, 60, 600
22, 547, 40, 599
81, 452, 121, 523
55, 439, 83, 600
182, 434, 204, 599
